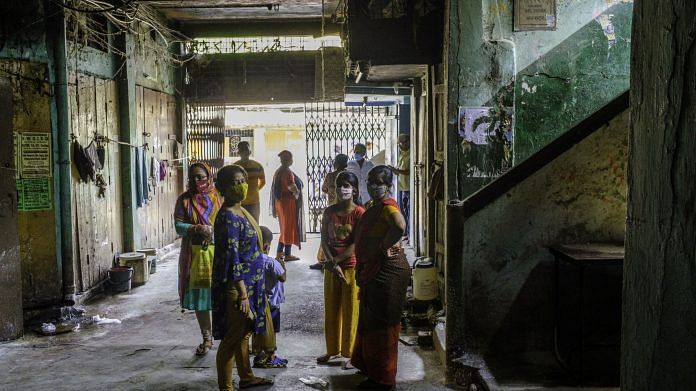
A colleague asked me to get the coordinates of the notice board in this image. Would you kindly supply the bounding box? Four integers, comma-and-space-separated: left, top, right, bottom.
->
514, 0, 556, 31
13, 132, 53, 211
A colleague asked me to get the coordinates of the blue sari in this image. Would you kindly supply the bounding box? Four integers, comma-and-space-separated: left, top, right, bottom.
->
211, 210, 267, 340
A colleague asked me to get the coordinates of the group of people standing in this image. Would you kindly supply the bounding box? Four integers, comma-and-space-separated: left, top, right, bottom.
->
173, 137, 411, 390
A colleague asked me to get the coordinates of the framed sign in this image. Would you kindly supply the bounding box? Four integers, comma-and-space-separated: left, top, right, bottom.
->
514, 0, 556, 31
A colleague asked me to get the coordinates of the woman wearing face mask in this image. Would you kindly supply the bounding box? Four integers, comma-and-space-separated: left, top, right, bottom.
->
352, 165, 410, 390
317, 171, 365, 366
211, 164, 273, 390
174, 162, 221, 356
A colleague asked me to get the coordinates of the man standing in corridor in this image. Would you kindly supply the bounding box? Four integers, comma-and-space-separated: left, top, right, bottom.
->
234, 141, 266, 223
347, 143, 374, 205
388, 134, 410, 242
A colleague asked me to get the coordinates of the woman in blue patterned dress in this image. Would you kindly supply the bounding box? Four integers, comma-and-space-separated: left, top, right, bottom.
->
212, 164, 273, 390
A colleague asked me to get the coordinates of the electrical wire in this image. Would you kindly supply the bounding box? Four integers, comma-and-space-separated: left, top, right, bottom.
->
51, 0, 137, 14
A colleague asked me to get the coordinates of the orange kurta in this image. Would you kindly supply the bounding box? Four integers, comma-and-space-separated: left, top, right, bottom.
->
274, 169, 300, 246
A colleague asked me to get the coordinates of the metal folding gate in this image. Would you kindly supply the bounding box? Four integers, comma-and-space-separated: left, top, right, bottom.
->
305, 102, 391, 232
186, 104, 226, 175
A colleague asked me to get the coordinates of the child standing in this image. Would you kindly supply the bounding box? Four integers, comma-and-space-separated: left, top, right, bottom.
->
251, 226, 288, 368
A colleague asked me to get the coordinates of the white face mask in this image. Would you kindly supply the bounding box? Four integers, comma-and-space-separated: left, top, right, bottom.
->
367, 184, 388, 200
339, 186, 354, 201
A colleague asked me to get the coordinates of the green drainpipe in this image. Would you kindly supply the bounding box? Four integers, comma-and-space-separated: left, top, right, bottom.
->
46, 4, 75, 303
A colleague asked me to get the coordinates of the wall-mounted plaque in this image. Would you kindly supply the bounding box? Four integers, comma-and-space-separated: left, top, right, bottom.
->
514, 0, 557, 31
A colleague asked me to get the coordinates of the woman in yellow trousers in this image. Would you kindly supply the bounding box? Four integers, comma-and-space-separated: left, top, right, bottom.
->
317, 171, 365, 365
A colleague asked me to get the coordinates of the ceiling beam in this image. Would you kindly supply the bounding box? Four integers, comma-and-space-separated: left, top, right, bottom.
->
178, 20, 342, 37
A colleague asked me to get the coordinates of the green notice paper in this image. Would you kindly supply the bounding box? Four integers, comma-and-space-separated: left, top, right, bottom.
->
17, 177, 52, 211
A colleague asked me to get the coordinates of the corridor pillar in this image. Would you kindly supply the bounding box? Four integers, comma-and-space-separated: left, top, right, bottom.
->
623, 1, 696, 389
115, 31, 141, 251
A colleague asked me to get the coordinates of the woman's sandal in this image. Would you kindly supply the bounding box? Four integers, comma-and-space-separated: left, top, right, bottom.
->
195, 339, 213, 356
316, 353, 333, 364
255, 355, 287, 368
239, 376, 274, 389
284, 254, 300, 261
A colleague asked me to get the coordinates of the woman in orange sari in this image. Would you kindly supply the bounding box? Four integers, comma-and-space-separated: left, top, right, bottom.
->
270, 150, 305, 260
352, 165, 410, 390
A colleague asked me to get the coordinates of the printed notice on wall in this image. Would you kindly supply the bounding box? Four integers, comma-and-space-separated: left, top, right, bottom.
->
17, 177, 52, 211
514, 0, 556, 31
19, 132, 52, 178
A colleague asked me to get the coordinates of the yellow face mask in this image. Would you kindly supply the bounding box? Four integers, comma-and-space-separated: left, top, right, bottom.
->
224, 182, 248, 203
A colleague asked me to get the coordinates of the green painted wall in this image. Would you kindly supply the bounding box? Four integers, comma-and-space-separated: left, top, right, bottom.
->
514, 3, 631, 162
446, 0, 633, 200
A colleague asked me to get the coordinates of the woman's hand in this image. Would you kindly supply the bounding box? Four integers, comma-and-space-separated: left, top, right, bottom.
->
191, 224, 213, 242
333, 265, 349, 284
238, 296, 250, 315
386, 245, 401, 259
200, 225, 213, 241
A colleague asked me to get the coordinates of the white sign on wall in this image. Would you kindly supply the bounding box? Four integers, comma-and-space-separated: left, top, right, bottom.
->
18, 132, 52, 178
514, 0, 557, 31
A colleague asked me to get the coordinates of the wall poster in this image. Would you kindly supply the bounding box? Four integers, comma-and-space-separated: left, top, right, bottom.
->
514, 0, 556, 31
19, 132, 52, 178
14, 132, 53, 212
458, 106, 514, 177
17, 177, 52, 212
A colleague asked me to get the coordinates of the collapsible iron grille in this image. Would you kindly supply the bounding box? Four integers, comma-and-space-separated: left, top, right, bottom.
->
186, 104, 226, 176
225, 128, 254, 158
305, 102, 389, 232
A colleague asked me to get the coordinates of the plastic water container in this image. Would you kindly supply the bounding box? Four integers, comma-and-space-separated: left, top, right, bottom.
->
412, 257, 438, 301
136, 248, 157, 275
119, 252, 149, 286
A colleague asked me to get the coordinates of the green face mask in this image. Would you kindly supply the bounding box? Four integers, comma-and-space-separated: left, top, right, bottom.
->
224, 182, 248, 203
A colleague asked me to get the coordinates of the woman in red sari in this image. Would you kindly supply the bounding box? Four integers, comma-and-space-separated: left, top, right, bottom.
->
270, 150, 305, 260
352, 165, 410, 390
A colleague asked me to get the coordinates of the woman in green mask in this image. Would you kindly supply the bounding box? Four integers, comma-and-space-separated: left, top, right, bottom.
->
211, 164, 273, 390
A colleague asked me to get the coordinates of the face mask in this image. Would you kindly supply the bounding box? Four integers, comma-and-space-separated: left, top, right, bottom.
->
367, 184, 388, 200
353, 153, 365, 160
224, 183, 248, 203
195, 179, 210, 193
339, 186, 354, 201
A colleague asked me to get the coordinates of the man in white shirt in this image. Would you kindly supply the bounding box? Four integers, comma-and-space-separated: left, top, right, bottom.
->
388, 134, 410, 241
347, 143, 375, 205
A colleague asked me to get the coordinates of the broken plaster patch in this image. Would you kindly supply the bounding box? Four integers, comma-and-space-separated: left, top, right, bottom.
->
521, 82, 537, 95
596, 14, 617, 49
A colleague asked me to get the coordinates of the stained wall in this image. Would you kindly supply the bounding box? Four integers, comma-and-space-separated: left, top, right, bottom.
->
451, 109, 628, 368
0, 60, 61, 309
446, 0, 633, 199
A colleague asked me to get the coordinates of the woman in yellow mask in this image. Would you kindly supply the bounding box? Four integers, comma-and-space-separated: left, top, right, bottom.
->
211, 164, 273, 390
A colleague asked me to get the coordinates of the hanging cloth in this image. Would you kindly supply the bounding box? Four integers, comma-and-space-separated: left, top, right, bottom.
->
135, 147, 149, 207
159, 160, 167, 181
73, 140, 96, 182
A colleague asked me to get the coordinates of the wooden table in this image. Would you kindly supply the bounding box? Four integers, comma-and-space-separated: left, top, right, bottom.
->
550, 243, 624, 379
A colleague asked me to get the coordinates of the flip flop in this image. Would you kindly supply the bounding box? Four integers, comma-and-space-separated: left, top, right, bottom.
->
239, 377, 274, 389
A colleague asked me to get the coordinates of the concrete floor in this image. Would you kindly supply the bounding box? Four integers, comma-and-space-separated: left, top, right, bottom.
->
0, 235, 450, 390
